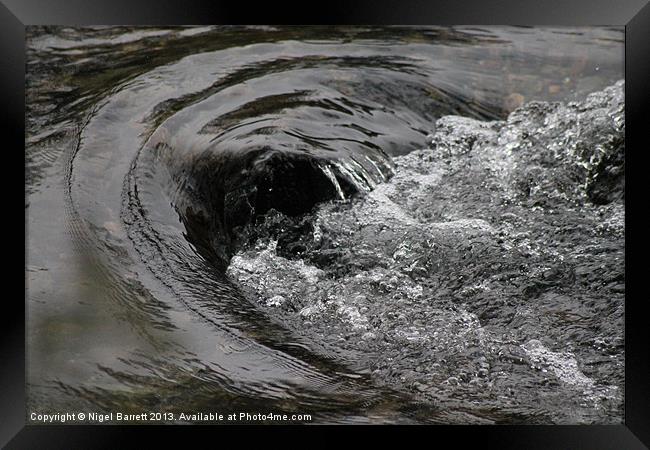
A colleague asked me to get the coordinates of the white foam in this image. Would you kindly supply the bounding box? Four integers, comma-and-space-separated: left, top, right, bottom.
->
522, 340, 595, 389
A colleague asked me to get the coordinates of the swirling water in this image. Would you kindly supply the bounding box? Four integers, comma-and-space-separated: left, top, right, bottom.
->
26, 26, 624, 424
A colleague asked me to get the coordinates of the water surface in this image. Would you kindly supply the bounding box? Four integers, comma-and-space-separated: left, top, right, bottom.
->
26, 26, 624, 424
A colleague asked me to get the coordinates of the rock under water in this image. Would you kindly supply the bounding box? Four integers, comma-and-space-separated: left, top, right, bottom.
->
227, 81, 625, 424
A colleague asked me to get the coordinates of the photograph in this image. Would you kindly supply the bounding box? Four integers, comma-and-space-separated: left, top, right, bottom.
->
24, 25, 627, 426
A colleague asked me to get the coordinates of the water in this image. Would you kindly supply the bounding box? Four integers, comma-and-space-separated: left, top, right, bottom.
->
26, 26, 624, 424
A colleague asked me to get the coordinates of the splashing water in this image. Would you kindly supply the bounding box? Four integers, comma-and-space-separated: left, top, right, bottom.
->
26, 26, 623, 424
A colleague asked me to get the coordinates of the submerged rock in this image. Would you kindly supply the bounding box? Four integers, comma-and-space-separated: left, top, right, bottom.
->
227, 81, 625, 424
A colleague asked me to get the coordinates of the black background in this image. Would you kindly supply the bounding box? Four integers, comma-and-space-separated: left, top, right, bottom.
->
4, 0, 649, 447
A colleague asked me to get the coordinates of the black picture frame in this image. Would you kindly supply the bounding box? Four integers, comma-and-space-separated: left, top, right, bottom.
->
6, 0, 649, 447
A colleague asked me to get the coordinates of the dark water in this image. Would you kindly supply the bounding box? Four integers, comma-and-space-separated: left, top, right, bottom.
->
26, 26, 624, 424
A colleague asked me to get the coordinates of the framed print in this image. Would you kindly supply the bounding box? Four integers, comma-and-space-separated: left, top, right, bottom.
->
4, 0, 649, 447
